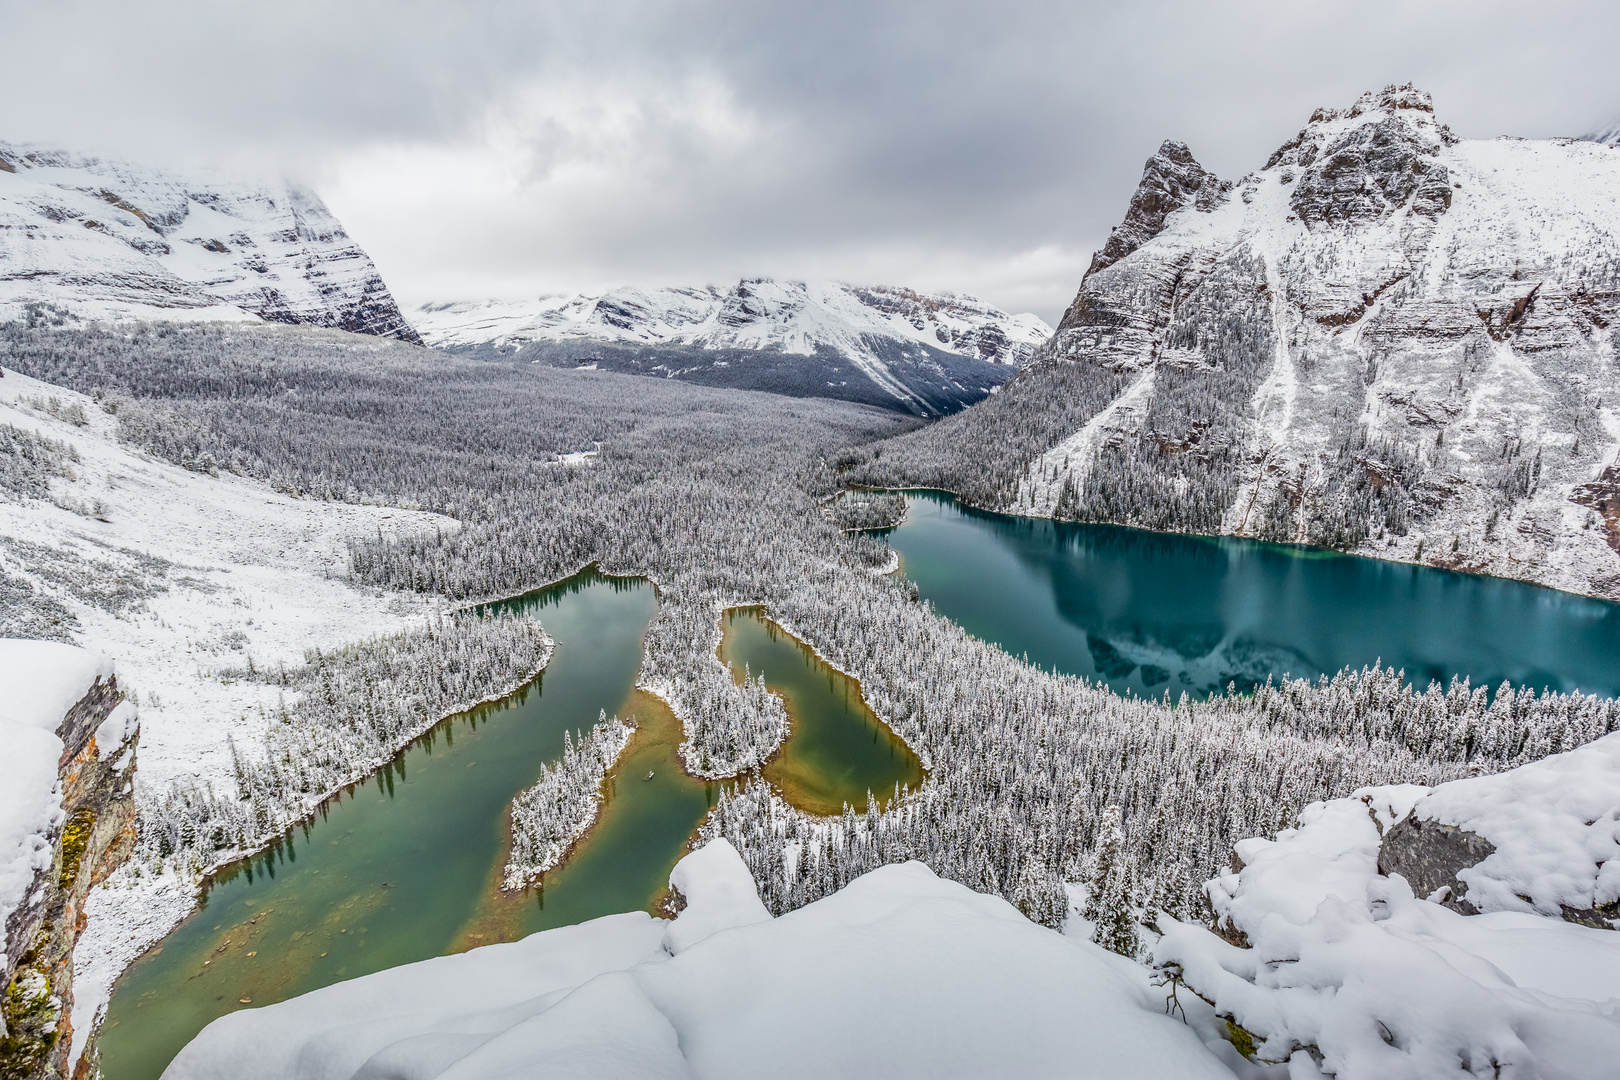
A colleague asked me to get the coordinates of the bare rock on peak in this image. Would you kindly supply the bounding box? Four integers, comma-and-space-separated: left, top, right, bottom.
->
1273, 83, 1453, 228
1085, 140, 1229, 280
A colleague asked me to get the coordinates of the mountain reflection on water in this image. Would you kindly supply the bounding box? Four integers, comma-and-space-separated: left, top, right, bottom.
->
883, 491, 1620, 699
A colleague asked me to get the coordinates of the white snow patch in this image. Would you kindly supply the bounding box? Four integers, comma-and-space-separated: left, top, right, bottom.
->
0, 638, 113, 732
1158, 748, 1620, 1078
165, 842, 1237, 1080
0, 725, 64, 958
660, 839, 771, 955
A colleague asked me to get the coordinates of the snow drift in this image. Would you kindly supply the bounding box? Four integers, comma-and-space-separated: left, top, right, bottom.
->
165, 840, 1234, 1080
1157, 731, 1620, 1078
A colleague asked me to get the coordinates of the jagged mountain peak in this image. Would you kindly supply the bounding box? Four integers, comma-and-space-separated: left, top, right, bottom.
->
1262, 83, 1455, 228
1085, 140, 1229, 280
961, 83, 1620, 599
0, 140, 419, 342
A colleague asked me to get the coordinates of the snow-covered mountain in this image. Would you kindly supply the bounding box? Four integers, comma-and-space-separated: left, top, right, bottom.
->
888, 84, 1620, 598
413, 280, 1050, 415
1584, 120, 1620, 147
0, 142, 419, 342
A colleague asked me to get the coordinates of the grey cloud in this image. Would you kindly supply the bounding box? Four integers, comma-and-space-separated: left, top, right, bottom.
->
3, 0, 1618, 322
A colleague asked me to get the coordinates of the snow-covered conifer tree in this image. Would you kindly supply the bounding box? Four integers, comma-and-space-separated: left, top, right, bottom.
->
1083, 806, 1140, 957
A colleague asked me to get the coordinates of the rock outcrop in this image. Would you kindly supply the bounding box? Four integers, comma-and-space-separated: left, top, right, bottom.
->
1, 650, 138, 1080
1376, 729, 1620, 930
1375, 815, 1495, 914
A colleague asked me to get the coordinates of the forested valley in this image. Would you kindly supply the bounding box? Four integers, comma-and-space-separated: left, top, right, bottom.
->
8, 320, 1617, 932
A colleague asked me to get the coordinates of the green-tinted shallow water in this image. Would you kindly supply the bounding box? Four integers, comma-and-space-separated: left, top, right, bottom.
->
719, 608, 925, 815
98, 575, 911, 1079
98, 569, 693, 1080
885, 491, 1620, 699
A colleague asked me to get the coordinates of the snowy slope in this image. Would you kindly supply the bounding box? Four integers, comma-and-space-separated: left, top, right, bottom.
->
413, 280, 1050, 415
976, 84, 1620, 598
165, 841, 1238, 1080
1157, 735, 1620, 1077
0, 365, 450, 1055
0, 142, 419, 342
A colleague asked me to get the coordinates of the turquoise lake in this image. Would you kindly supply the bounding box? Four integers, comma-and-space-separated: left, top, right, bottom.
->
883, 491, 1620, 699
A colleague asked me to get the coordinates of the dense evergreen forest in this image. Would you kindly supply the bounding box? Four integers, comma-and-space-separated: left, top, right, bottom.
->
7, 322, 1616, 926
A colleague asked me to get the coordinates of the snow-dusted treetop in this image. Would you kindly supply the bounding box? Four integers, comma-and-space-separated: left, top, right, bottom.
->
0, 142, 419, 341
412, 278, 1051, 367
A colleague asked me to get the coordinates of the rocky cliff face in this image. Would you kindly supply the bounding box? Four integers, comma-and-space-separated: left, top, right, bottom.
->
1083, 140, 1230, 277
0, 143, 419, 343
1, 670, 137, 1080
900, 84, 1620, 598
412, 279, 1050, 416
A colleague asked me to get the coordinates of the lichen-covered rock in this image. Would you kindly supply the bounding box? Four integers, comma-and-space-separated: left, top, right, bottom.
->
1, 657, 137, 1080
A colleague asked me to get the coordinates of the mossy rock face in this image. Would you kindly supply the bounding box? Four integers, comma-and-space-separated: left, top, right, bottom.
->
57, 808, 96, 891
1223, 1016, 1259, 1060
0, 965, 60, 1080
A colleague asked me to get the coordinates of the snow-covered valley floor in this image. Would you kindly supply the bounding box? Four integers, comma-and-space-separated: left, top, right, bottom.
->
0, 366, 454, 1059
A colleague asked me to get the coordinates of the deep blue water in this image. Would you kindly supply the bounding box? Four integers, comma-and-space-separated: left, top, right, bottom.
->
883, 492, 1620, 699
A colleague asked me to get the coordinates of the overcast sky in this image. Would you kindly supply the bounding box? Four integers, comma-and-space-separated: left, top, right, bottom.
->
3, 0, 1617, 323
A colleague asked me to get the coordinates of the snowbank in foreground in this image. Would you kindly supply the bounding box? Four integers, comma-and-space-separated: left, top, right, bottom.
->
1157, 734, 1620, 1078
165, 840, 1236, 1080
1405, 733, 1620, 921
0, 639, 113, 956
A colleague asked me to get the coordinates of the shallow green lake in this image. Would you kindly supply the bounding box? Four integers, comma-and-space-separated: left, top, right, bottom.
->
97, 574, 918, 1079
719, 607, 925, 815
96, 570, 722, 1080
884, 491, 1620, 698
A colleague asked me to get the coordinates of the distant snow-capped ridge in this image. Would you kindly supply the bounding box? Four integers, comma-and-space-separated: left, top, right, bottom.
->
1583, 120, 1620, 147
0, 141, 419, 342
414, 279, 1049, 364
413, 279, 1050, 416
